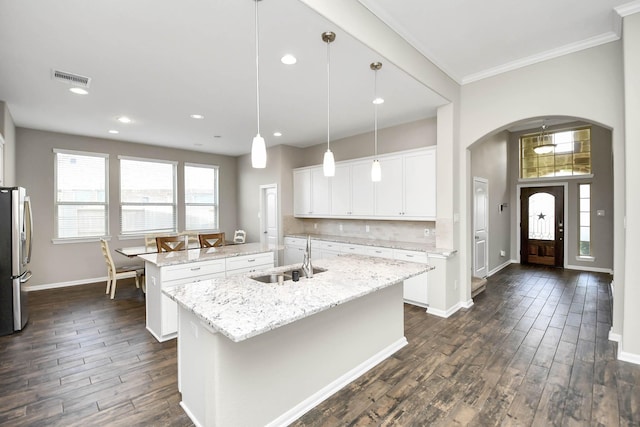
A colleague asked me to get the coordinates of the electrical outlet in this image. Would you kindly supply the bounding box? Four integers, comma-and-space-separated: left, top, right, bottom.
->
365, 225, 370, 233
314, 223, 318, 229
454, 280, 458, 290
339, 223, 343, 232
424, 228, 430, 237
500, 250, 506, 257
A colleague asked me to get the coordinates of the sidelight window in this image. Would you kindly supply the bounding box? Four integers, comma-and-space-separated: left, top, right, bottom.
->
184, 163, 219, 230
579, 184, 591, 256
54, 149, 108, 240
119, 156, 177, 235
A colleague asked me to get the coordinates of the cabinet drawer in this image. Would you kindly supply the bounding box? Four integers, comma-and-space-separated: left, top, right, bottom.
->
315, 240, 342, 252
341, 244, 369, 256
394, 249, 429, 264
162, 259, 226, 282
284, 237, 306, 247
366, 247, 394, 259
226, 252, 274, 272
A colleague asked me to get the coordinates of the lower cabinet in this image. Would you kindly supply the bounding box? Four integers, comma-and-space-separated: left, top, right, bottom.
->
145, 252, 274, 342
394, 249, 429, 308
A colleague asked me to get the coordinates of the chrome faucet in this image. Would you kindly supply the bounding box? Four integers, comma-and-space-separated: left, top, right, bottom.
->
301, 235, 313, 278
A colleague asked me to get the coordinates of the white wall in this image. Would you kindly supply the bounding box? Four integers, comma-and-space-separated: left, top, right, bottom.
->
622, 12, 640, 362
459, 41, 627, 353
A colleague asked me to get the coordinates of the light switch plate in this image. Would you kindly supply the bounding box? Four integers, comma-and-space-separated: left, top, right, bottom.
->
597, 210, 605, 216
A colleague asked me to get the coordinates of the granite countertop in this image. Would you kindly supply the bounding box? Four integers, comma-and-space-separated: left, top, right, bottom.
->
285, 233, 456, 258
138, 242, 279, 267
163, 254, 433, 342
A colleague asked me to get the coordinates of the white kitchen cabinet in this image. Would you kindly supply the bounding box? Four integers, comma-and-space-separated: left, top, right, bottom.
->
293, 169, 311, 216
350, 161, 375, 215
374, 148, 436, 220
374, 155, 404, 217
330, 164, 351, 216
404, 149, 436, 218
394, 249, 429, 308
310, 167, 330, 215
315, 240, 342, 259
225, 252, 274, 276
145, 258, 226, 342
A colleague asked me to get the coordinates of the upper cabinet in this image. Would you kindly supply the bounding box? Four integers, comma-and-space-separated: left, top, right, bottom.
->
294, 147, 436, 221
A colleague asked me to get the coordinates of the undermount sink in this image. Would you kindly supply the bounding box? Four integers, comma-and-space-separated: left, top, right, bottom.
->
251, 267, 327, 284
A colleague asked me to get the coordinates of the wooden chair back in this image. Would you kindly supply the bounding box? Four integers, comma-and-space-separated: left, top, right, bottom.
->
156, 236, 186, 252
198, 232, 225, 248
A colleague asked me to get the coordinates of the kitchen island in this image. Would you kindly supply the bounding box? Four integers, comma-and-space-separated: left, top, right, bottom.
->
139, 242, 277, 342
164, 254, 433, 427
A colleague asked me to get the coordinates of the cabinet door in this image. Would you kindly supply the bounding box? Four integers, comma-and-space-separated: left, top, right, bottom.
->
404, 149, 436, 218
293, 169, 311, 216
351, 161, 375, 216
310, 167, 330, 215
330, 164, 351, 215
374, 156, 403, 217
284, 245, 305, 265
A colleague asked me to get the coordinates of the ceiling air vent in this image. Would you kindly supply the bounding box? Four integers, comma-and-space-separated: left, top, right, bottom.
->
51, 69, 91, 87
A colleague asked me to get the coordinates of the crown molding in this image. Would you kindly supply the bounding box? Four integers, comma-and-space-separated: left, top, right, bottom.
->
615, 1, 640, 17
461, 32, 620, 85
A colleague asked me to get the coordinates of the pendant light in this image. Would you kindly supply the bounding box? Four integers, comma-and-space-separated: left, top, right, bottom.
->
370, 62, 383, 182
251, 0, 267, 168
322, 31, 336, 177
533, 123, 555, 155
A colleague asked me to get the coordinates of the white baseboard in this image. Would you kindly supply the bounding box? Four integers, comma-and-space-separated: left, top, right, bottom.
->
428, 302, 466, 318
180, 402, 204, 427
265, 337, 408, 427
565, 264, 613, 274
488, 260, 514, 277
619, 350, 640, 365
608, 329, 621, 342
25, 276, 108, 292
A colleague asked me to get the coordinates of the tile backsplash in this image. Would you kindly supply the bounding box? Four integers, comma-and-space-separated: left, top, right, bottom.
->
284, 216, 436, 245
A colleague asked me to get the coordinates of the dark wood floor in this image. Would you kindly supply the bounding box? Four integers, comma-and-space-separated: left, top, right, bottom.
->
1, 265, 638, 426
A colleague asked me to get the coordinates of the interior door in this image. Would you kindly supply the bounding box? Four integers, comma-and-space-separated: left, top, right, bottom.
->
261, 185, 278, 248
473, 178, 488, 278
520, 186, 564, 267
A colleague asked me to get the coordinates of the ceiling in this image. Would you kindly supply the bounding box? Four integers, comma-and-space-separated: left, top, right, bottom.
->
0, 1, 633, 157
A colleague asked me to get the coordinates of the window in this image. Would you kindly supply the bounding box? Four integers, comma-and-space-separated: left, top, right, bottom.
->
184, 163, 219, 230
54, 149, 108, 239
520, 127, 591, 179
579, 184, 591, 256
119, 156, 177, 235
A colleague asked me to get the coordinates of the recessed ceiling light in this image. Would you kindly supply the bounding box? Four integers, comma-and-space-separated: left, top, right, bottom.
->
273, 132, 282, 137
117, 116, 132, 124
69, 87, 88, 95
373, 97, 384, 105
281, 54, 297, 65
108, 129, 119, 134
190, 114, 204, 119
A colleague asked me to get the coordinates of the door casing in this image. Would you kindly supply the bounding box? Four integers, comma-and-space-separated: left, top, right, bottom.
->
473, 177, 489, 278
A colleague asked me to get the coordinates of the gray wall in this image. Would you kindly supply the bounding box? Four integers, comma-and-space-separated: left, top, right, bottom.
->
16, 128, 238, 287
0, 102, 16, 186
507, 122, 613, 271
470, 130, 511, 273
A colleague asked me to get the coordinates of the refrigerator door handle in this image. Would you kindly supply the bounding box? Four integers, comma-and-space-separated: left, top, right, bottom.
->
20, 270, 32, 283
24, 197, 33, 264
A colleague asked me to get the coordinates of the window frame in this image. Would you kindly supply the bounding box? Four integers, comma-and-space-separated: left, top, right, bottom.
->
519, 126, 592, 181
184, 162, 220, 231
118, 155, 178, 238
53, 148, 109, 243
578, 183, 593, 259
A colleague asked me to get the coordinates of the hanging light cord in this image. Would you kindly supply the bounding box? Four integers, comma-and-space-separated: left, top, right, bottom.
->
255, 0, 261, 135
326, 38, 331, 151
374, 68, 378, 158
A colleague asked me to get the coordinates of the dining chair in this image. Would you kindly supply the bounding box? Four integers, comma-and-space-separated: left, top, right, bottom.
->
156, 235, 187, 252
198, 232, 225, 248
233, 230, 246, 244
178, 230, 199, 246
100, 239, 144, 299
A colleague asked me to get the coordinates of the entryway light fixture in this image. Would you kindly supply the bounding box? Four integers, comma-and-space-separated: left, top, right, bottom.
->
533, 123, 555, 155
322, 31, 336, 177
251, 0, 267, 169
370, 62, 382, 182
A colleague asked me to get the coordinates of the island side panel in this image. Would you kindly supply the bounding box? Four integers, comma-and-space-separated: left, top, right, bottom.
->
178, 282, 405, 427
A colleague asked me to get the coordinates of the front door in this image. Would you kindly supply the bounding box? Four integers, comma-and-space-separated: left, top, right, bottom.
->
520, 186, 564, 267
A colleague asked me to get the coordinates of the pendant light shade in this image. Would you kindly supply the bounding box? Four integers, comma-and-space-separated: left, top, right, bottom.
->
251, 0, 266, 169
533, 123, 555, 155
322, 31, 336, 177
371, 159, 381, 182
370, 62, 383, 182
252, 134, 266, 168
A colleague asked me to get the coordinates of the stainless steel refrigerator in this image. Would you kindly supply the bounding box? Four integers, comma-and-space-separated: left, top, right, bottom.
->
0, 187, 33, 335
